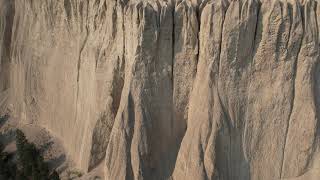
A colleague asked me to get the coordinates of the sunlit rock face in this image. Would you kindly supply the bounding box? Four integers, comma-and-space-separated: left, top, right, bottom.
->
0, 0, 320, 179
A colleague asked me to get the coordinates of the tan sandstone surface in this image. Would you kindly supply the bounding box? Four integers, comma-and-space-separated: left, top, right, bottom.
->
0, 0, 320, 180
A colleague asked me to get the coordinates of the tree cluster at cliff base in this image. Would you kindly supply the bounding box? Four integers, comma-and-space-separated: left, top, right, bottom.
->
0, 129, 60, 180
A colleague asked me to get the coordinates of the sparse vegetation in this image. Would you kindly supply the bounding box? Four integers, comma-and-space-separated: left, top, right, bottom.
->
66, 170, 83, 179
0, 132, 16, 180
0, 129, 60, 180
0, 114, 9, 128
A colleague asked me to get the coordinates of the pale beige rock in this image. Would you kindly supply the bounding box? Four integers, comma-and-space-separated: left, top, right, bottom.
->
244, 1, 301, 179
173, 0, 229, 179
105, 1, 176, 179
217, 0, 258, 179
1, 0, 320, 180
281, 0, 319, 177
0, 0, 122, 171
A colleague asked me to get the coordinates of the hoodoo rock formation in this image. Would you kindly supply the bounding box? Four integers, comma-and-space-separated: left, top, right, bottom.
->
0, 0, 320, 179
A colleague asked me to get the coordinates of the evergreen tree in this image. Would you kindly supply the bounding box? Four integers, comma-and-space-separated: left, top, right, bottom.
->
16, 129, 33, 176
0, 141, 7, 178
0, 138, 16, 179
0, 129, 62, 179
15, 129, 60, 180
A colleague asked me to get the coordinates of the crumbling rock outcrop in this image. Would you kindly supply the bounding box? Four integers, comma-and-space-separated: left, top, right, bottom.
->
0, 0, 320, 179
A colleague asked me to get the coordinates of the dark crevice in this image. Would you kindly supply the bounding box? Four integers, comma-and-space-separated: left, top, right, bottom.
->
74, 1, 90, 130
126, 92, 136, 180
89, 0, 127, 171
1, 0, 15, 64
315, 0, 320, 141
252, 1, 261, 57
64, 0, 72, 22
0, 0, 15, 94
194, 4, 200, 88
172, 4, 175, 94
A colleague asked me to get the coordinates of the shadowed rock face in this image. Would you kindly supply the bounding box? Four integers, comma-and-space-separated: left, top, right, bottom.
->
0, 0, 320, 179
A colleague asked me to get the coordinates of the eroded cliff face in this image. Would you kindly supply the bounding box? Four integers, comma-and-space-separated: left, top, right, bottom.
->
0, 0, 320, 179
